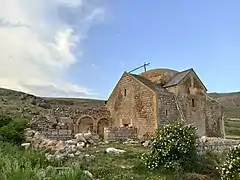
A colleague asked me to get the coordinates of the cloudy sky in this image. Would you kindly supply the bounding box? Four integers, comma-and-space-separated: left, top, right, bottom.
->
1, 0, 240, 99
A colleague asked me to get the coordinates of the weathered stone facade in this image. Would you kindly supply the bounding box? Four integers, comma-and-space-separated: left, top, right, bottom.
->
31, 106, 111, 139
106, 73, 157, 139
104, 127, 138, 141
107, 68, 225, 139
31, 68, 225, 141
198, 137, 240, 154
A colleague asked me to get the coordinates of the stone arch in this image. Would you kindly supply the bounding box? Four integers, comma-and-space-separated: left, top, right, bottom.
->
97, 118, 110, 139
75, 115, 94, 133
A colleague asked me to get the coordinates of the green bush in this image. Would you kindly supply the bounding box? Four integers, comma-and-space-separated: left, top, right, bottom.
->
141, 121, 198, 172
0, 116, 13, 128
0, 116, 28, 144
218, 144, 240, 180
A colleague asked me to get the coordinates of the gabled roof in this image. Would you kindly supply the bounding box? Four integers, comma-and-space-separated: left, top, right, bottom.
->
163, 68, 207, 91
163, 69, 192, 88
128, 73, 169, 94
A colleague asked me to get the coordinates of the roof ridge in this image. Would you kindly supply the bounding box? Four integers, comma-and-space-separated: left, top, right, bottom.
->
163, 68, 193, 88
128, 73, 168, 93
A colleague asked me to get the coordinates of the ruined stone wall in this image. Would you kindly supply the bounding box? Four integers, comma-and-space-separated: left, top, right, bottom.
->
198, 138, 240, 154
204, 97, 225, 138
107, 73, 157, 139
157, 92, 180, 125
31, 107, 111, 138
41, 129, 73, 141
104, 127, 138, 141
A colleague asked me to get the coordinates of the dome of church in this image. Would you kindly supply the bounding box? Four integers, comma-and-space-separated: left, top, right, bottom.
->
139, 68, 178, 85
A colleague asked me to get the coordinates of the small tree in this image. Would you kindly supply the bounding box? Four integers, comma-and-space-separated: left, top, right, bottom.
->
0, 116, 13, 128
219, 144, 240, 180
0, 116, 28, 144
142, 121, 198, 172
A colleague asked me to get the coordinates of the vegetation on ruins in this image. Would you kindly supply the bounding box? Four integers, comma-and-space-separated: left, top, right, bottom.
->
0, 116, 28, 144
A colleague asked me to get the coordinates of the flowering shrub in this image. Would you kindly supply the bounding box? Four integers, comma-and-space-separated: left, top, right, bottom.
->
141, 121, 198, 171
219, 144, 240, 180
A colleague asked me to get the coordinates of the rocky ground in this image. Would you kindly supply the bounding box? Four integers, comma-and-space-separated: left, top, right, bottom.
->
21, 128, 169, 180
0, 87, 105, 120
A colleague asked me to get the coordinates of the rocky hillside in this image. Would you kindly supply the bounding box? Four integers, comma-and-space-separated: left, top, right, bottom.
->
0, 88, 105, 120
209, 92, 240, 139
209, 92, 240, 118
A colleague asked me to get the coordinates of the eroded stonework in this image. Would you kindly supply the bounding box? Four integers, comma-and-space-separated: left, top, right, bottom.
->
107, 68, 225, 139
31, 67, 225, 141
31, 107, 111, 139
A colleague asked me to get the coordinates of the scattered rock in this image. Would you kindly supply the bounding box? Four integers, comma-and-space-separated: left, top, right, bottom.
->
83, 132, 92, 140
67, 153, 75, 158
83, 170, 93, 179
105, 147, 126, 154
75, 151, 81, 156
66, 139, 78, 145
23, 128, 102, 161
45, 154, 55, 161
75, 133, 87, 143
77, 142, 85, 149
142, 140, 151, 147
21, 143, 31, 149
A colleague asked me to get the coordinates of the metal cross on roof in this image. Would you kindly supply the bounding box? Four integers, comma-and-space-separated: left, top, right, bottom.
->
128, 62, 150, 73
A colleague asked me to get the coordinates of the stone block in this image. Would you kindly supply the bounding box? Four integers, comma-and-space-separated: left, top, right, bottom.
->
51, 130, 58, 136
58, 130, 68, 135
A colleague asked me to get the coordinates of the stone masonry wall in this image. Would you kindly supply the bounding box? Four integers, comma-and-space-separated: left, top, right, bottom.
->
198, 138, 240, 154
157, 92, 180, 125
204, 97, 225, 138
40, 129, 73, 141
166, 72, 208, 137
107, 72, 157, 139
31, 107, 111, 138
104, 127, 138, 141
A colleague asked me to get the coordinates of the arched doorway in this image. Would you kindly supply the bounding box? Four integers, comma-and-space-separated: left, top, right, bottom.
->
75, 116, 94, 133
97, 118, 109, 139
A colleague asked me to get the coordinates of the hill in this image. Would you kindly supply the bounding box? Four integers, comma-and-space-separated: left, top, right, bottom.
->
0, 88, 105, 120
0, 87, 239, 139
209, 92, 240, 118
209, 92, 240, 139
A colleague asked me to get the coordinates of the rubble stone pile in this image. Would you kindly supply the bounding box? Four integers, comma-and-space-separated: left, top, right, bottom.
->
22, 128, 101, 161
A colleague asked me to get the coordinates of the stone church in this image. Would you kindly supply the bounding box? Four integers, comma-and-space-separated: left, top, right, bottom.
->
32, 67, 225, 141
106, 68, 225, 139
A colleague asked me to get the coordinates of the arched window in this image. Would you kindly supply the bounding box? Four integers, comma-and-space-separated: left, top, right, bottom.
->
124, 89, 127, 97
165, 109, 168, 116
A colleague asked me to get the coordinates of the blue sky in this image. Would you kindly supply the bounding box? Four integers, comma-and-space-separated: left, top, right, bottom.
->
1, 1, 240, 99
71, 0, 240, 99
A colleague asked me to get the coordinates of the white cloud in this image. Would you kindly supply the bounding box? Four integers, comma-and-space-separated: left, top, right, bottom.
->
0, 0, 104, 98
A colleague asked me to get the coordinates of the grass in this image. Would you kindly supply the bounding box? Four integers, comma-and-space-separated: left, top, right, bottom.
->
225, 118, 240, 140
0, 140, 224, 180
0, 142, 89, 180
77, 142, 173, 180
0, 141, 174, 180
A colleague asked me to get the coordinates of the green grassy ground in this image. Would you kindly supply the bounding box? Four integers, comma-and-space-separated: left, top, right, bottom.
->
0, 141, 173, 180
225, 118, 240, 140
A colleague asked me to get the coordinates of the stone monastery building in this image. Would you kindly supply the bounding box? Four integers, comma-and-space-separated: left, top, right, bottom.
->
106, 68, 225, 139
32, 67, 225, 141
